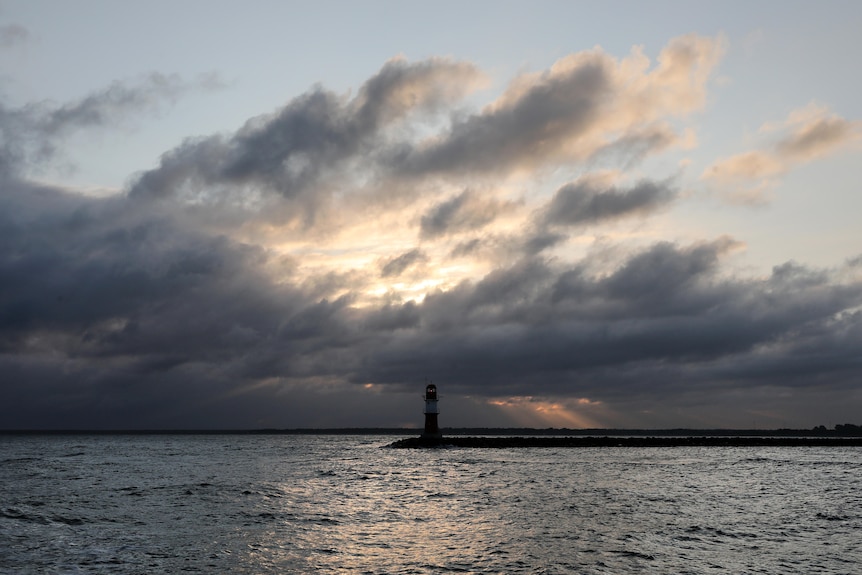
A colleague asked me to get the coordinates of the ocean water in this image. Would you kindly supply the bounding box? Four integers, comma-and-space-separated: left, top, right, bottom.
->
1, 435, 860, 574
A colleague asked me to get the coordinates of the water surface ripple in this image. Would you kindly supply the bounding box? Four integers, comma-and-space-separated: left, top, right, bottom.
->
1, 435, 859, 574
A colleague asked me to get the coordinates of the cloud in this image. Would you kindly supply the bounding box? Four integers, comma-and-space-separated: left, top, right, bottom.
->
541, 174, 676, 227
701, 150, 784, 182
419, 189, 517, 239
380, 248, 428, 278
0, 24, 28, 48
774, 105, 858, 160
3, 172, 862, 428
0, 183, 301, 356
128, 58, 484, 210
703, 103, 860, 203
353, 242, 862, 416
2, 34, 861, 429
0, 73, 220, 178
41, 73, 193, 136
352, 56, 487, 127
122, 38, 720, 238
393, 34, 723, 178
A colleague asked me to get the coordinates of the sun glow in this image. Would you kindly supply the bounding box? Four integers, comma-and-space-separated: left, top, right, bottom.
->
488, 396, 605, 428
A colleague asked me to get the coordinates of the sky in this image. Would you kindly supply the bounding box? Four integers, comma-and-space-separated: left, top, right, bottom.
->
1, 1, 861, 430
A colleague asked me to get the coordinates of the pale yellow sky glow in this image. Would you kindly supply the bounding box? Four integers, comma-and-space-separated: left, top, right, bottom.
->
488, 397, 606, 429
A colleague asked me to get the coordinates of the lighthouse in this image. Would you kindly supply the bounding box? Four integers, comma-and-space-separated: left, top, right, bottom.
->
422, 383, 441, 438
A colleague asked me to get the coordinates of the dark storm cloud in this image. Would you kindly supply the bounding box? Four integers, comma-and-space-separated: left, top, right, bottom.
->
421, 258, 555, 329
542, 178, 676, 227
588, 238, 737, 310
0, 182, 301, 356
0, 178, 370, 427
363, 301, 421, 332
351, 243, 862, 405
4, 172, 862, 427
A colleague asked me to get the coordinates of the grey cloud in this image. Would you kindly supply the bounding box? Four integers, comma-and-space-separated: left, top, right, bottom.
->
769, 260, 829, 289
3, 46, 861, 430
395, 56, 613, 177
589, 123, 679, 168
421, 259, 554, 330
380, 248, 428, 278
388, 36, 719, 181
129, 58, 482, 207
3, 186, 862, 428
599, 238, 736, 306
701, 106, 859, 203
299, 269, 368, 301
421, 191, 476, 238
542, 178, 676, 227
0, 181, 307, 363
420, 190, 512, 239
448, 228, 565, 261
129, 89, 348, 204
355, 244, 862, 409
550, 238, 740, 318
450, 238, 483, 258
41, 73, 190, 137
0, 24, 27, 48
353, 57, 482, 128
363, 301, 421, 332
278, 294, 356, 342
523, 231, 568, 255
775, 115, 856, 160
0, 73, 216, 177
219, 90, 358, 193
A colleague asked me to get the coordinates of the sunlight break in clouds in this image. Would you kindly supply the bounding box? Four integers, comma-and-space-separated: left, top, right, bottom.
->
120, 36, 726, 312
124, 34, 724, 211
488, 397, 605, 429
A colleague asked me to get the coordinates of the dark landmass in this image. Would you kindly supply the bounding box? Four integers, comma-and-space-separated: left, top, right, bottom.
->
2, 423, 860, 438
0, 428, 417, 436
387, 436, 862, 448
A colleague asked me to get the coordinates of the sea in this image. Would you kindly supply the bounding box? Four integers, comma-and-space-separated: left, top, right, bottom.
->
1, 434, 860, 574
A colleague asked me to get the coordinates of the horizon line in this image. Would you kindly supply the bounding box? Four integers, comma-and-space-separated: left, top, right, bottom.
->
2, 424, 860, 436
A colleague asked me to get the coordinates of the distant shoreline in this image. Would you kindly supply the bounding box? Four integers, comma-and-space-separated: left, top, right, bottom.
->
2, 426, 861, 438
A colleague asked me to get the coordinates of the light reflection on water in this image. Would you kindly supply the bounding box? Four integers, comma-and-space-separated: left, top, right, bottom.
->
1, 435, 860, 574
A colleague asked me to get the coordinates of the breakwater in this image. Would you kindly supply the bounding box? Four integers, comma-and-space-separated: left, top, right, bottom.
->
388, 436, 862, 448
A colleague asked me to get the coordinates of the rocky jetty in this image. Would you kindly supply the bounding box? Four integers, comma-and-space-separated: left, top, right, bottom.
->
388, 436, 862, 448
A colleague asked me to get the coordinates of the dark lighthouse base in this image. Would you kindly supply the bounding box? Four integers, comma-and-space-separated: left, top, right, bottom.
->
422, 413, 441, 439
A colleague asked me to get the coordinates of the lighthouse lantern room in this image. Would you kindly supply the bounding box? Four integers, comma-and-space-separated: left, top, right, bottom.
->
422, 384, 440, 438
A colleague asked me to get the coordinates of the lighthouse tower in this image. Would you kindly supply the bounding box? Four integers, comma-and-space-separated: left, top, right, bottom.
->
422, 383, 440, 438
